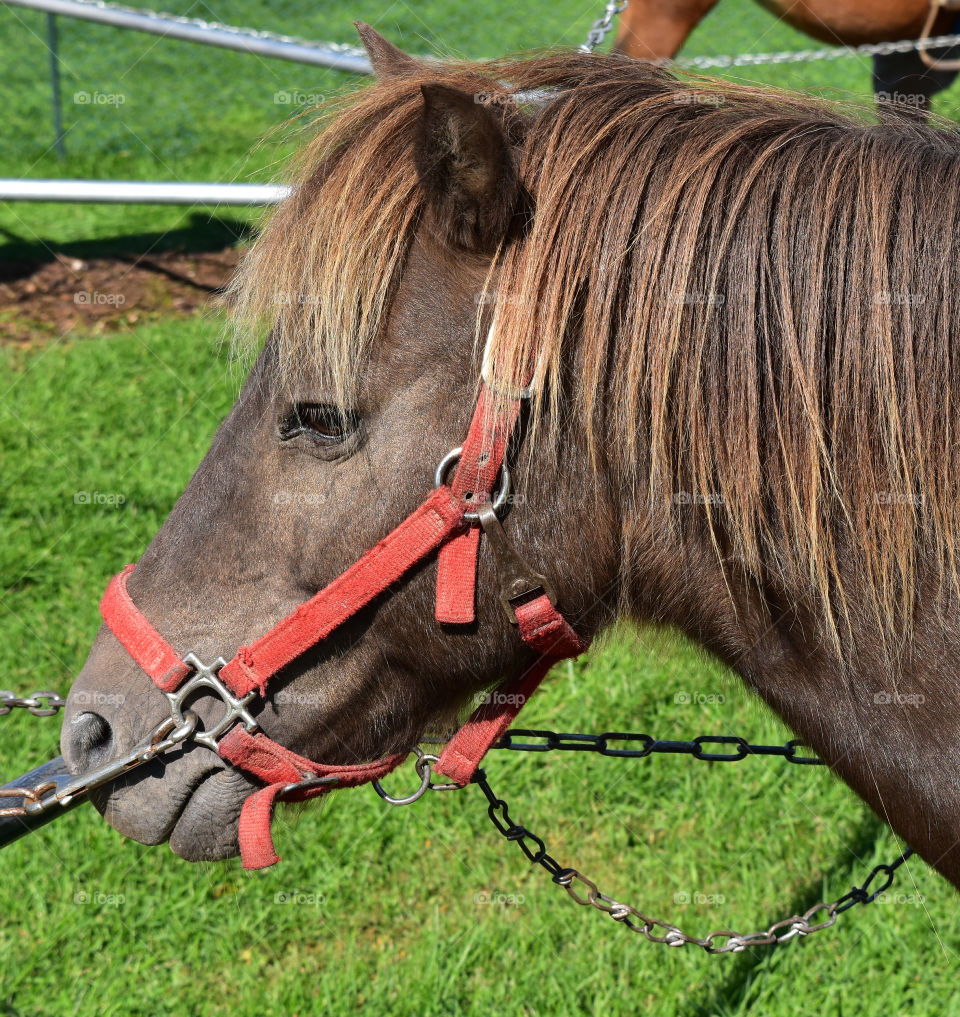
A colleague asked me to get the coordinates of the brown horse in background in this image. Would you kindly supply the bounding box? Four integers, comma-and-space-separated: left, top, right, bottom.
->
615, 0, 960, 114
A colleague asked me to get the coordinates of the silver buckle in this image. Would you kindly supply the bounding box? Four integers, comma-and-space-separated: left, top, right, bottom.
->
166, 653, 260, 752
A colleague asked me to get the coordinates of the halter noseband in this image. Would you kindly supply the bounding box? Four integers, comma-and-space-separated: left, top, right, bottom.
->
98, 370, 586, 869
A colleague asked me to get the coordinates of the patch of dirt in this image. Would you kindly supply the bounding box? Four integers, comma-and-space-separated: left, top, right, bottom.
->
0, 247, 240, 344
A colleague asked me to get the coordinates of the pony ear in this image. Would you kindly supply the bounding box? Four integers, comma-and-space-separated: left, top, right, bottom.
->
354, 22, 421, 79
415, 83, 522, 253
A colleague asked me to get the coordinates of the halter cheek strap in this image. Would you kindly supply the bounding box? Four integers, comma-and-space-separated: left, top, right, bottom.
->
219, 485, 465, 698
98, 382, 587, 870
435, 385, 520, 624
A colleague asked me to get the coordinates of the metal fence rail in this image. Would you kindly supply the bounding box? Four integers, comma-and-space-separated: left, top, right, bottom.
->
2, 0, 374, 73
4, 0, 960, 205
0, 179, 290, 204
0, 0, 375, 200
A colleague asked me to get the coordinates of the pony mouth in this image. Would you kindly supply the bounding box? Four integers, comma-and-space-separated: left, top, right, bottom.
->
167, 767, 251, 861
91, 756, 242, 860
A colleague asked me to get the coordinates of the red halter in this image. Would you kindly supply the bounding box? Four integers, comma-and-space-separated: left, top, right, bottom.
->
99, 380, 585, 869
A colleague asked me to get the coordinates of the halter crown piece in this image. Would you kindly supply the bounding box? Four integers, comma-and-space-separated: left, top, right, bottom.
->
98, 328, 586, 869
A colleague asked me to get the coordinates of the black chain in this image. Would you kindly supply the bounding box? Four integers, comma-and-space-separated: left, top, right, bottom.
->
471, 767, 914, 951
492, 728, 824, 764
1, 692, 918, 947
831, 852, 914, 913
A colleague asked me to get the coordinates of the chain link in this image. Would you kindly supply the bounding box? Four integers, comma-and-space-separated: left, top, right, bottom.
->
675, 32, 960, 71
41, 0, 370, 59
574, 0, 960, 70
0, 682, 918, 947
492, 728, 824, 764
0, 690, 67, 718
579, 0, 629, 54
34, 0, 960, 77
471, 768, 914, 953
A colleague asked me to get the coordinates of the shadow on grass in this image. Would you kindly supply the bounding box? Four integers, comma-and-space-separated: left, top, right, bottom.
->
0, 212, 253, 271
687, 814, 905, 1016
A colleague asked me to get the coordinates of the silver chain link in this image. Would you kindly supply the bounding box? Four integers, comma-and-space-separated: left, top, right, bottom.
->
561, 869, 839, 951
580, 0, 630, 54
576, 0, 960, 69
676, 32, 960, 71
555, 859, 905, 952
472, 770, 914, 954
35, 0, 960, 75
0, 689, 67, 717
37, 0, 369, 58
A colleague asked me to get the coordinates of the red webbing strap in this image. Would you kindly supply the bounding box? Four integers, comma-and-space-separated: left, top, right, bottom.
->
219, 726, 405, 869
514, 594, 586, 660
435, 528, 483, 625
434, 594, 587, 786
98, 486, 469, 871
433, 656, 555, 788
100, 565, 192, 692
220, 485, 465, 698
435, 385, 521, 624
237, 785, 307, 870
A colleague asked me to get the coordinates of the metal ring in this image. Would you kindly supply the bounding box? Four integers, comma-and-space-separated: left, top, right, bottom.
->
416, 753, 462, 791
434, 447, 511, 522
373, 760, 432, 807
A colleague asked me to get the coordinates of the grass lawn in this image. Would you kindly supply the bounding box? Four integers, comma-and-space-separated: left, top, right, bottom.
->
3, 0, 959, 257
2, 2, 960, 1015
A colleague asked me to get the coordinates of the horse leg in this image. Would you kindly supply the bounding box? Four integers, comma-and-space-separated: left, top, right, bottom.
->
873, 15, 960, 120
613, 0, 720, 60
873, 49, 958, 119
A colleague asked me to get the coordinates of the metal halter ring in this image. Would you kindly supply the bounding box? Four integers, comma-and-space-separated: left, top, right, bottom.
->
373, 750, 460, 806
434, 447, 511, 522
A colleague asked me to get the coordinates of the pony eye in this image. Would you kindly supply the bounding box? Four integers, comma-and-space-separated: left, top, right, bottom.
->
281, 404, 357, 444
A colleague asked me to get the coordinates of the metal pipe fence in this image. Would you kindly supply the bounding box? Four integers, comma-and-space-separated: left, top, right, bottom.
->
3, 0, 373, 73
4, 0, 960, 205
1, 0, 373, 203
0, 178, 289, 204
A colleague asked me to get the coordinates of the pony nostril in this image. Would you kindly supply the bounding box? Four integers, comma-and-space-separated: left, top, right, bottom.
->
67, 712, 114, 771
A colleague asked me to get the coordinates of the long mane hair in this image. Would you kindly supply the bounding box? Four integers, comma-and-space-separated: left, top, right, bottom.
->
229, 51, 960, 661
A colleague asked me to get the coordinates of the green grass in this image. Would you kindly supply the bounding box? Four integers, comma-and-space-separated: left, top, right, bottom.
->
2, 0, 959, 259
2, 2, 960, 1015
1, 315, 958, 1017
0, 0, 689, 255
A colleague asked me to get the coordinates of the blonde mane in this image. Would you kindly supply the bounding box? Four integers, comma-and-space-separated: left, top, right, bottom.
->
230, 51, 960, 659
